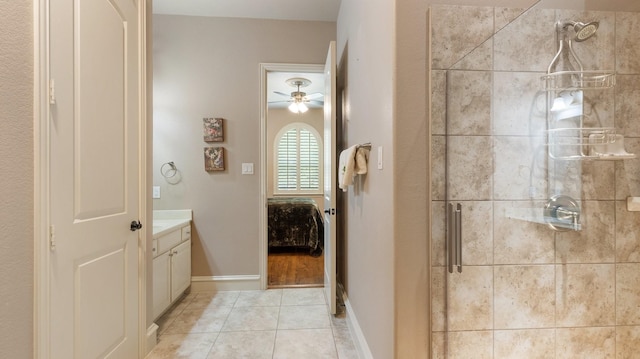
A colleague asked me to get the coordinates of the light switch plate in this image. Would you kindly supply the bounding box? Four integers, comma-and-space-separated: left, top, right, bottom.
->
152, 186, 160, 199
242, 163, 254, 175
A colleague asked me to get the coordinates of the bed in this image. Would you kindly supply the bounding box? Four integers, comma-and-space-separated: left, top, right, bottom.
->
267, 197, 324, 256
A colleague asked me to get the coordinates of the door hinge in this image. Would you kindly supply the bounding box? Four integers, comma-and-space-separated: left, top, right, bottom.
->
49, 225, 56, 251
49, 79, 56, 105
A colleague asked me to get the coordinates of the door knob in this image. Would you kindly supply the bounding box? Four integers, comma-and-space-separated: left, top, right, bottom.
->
130, 220, 143, 231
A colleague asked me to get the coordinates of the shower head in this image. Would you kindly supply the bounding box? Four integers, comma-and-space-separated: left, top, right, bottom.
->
559, 20, 599, 42
573, 21, 599, 42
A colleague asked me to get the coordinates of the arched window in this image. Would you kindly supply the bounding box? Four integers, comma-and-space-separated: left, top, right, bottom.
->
274, 123, 323, 194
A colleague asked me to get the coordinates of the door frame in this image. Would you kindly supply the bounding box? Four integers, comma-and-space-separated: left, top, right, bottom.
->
33, 0, 150, 357
258, 63, 325, 290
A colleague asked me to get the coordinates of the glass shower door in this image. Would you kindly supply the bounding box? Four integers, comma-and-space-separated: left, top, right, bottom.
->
432, 2, 640, 358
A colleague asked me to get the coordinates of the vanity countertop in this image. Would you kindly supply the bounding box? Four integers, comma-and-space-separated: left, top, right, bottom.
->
153, 210, 192, 239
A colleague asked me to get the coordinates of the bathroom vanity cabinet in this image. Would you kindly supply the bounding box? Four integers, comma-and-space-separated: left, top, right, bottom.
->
152, 222, 191, 320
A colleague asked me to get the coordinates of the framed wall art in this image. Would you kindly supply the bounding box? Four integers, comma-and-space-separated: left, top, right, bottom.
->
203, 117, 224, 142
204, 146, 225, 171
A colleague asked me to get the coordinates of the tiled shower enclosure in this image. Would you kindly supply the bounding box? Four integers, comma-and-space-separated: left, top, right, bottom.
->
431, 3, 640, 358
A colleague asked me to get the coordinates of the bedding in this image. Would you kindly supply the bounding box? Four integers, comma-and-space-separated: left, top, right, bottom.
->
267, 197, 324, 256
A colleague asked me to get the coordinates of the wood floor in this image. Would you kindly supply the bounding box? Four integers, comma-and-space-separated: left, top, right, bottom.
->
268, 250, 324, 288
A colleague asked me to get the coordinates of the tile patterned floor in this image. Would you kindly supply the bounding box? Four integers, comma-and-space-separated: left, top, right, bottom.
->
147, 288, 359, 359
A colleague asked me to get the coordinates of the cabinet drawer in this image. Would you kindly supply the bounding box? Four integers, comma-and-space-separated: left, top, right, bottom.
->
181, 225, 191, 241
156, 229, 181, 255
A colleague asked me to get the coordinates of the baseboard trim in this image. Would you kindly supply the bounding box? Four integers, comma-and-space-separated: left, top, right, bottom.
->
343, 292, 374, 359
191, 275, 262, 291
145, 323, 159, 356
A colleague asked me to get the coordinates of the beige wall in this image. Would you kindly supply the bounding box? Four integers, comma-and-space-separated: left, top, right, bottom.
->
0, 1, 34, 357
152, 15, 335, 276
336, 0, 396, 357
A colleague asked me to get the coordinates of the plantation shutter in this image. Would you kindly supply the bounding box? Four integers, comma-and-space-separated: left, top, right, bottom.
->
276, 125, 321, 193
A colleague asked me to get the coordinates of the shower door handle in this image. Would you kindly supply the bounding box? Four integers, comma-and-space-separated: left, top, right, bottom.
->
447, 203, 462, 274
447, 204, 455, 273
455, 203, 462, 273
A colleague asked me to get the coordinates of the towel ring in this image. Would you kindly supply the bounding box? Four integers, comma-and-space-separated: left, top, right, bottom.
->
160, 161, 177, 178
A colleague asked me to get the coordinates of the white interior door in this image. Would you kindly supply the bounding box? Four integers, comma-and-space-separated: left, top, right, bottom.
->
323, 41, 337, 314
49, 0, 141, 357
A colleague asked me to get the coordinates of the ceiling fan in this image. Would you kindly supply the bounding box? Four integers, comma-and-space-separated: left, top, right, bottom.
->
270, 77, 324, 113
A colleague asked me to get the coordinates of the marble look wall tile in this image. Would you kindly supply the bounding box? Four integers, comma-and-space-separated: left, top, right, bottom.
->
550, 160, 582, 200
616, 12, 640, 74
581, 160, 615, 200
448, 266, 493, 331
431, 332, 446, 359
493, 72, 547, 137
616, 326, 640, 359
556, 327, 615, 359
494, 136, 547, 200
206, 331, 275, 359
446, 331, 493, 359
494, 265, 555, 329
432, 202, 446, 267
460, 201, 493, 265
431, 135, 446, 201
494, 201, 555, 264
431, 267, 446, 332
451, 40, 493, 71
556, 264, 615, 327
494, 8, 556, 72
448, 136, 493, 201
494, 329, 555, 359
556, 201, 615, 264
615, 201, 640, 262
616, 263, 640, 326
431, 5, 494, 70
431, 70, 446, 135
495, 8, 527, 33
555, 10, 615, 71
614, 75, 640, 137
582, 90, 615, 129
615, 138, 640, 200
446, 71, 492, 136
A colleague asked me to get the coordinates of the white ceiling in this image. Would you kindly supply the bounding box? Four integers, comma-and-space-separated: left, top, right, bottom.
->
153, 0, 341, 22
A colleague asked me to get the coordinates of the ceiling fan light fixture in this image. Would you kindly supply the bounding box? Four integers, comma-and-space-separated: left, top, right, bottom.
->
288, 101, 309, 114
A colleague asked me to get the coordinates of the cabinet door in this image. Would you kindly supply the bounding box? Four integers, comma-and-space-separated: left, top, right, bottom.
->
152, 251, 171, 320
171, 239, 191, 301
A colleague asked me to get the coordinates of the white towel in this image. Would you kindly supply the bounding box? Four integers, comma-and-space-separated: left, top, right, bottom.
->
354, 147, 369, 175
338, 145, 358, 191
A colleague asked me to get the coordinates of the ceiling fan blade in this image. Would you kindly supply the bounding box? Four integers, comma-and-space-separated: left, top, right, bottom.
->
273, 91, 291, 97
307, 100, 324, 106
268, 100, 292, 104
306, 92, 323, 100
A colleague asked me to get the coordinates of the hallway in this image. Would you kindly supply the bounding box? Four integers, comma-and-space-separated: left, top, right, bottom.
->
147, 288, 358, 358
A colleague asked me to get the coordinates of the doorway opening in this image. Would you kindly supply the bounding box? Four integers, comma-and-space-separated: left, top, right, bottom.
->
260, 64, 326, 288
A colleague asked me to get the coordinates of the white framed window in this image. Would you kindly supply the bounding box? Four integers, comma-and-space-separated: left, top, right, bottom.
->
274, 123, 323, 194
